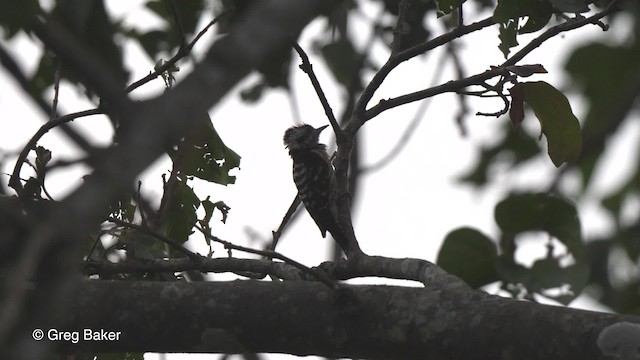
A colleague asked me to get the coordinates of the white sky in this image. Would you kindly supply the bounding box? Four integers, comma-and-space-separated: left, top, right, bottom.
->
1, 1, 639, 359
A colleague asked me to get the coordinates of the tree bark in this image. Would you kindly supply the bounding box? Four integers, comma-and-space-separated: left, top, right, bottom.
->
51, 279, 629, 359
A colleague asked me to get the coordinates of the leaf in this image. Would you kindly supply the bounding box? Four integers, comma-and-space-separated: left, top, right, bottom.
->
495, 255, 531, 285
505, 64, 547, 77
126, 29, 170, 59
240, 81, 266, 103
518, 2, 553, 34
199, 199, 230, 246
518, 81, 582, 167
494, 0, 553, 32
548, 0, 590, 13
172, 113, 241, 185
318, 38, 362, 88
437, 227, 499, 288
160, 178, 200, 243
108, 192, 137, 223
494, 0, 554, 55
494, 193, 588, 303
120, 230, 168, 260
494, 193, 583, 259
530, 258, 589, 304
34, 145, 52, 181
509, 84, 524, 128
146, 0, 205, 35
498, 20, 518, 58
565, 42, 640, 187
0, 0, 40, 37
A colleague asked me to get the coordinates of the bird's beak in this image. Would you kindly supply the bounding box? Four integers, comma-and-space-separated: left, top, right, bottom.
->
316, 125, 329, 134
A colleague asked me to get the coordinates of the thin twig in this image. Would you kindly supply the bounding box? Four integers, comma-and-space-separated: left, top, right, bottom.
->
502, 0, 620, 67
268, 195, 302, 253
125, 8, 233, 93
107, 216, 202, 261
292, 43, 341, 136
83, 257, 301, 279
51, 56, 61, 120
363, 2, 620, 122
9, 109, 103, 192
447, 42, 470, 136
196, 224, 338, 290
391, 0, 410, 55
359, 48, 448, 174
351, 16, 496, 131
0, 43, 93, 151
167, 0, 187, 50
10, 9, 233, 195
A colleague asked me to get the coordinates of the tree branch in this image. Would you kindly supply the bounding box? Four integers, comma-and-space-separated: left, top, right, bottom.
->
350, 16, 495, 132
293, 43, 341, 136
83, 257, 305, 280
54, 280, 631, 358
0, 43, 94, 152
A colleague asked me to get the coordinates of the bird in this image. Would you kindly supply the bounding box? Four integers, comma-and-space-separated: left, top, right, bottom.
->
283, 124, 362, 258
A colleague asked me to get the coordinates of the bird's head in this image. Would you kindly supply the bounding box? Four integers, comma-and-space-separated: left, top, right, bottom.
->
283, 124, 328, 151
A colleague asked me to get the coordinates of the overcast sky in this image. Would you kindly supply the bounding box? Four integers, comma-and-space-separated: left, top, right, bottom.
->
1, 1, 637, 359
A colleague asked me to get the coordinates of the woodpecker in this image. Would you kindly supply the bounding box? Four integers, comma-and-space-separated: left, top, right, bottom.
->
283, 124, 362, 258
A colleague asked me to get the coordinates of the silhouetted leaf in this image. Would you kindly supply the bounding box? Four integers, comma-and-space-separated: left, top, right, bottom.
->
494, 193, 588, 303
0, 0, 40, 37
497, 20, 518, 58
495, 193, 583, 258
509, 84, 524, 128
146, 0, 205, 36
171, 113, 241, 185
548, 0, 590, 13
160, 178, 200, 243
516, 81, 582, 167
565, 42, 640, 187
505, 64, 547, 77
437, 227, 499, 288
318, 38, 362, 88
494, 0, 554, 55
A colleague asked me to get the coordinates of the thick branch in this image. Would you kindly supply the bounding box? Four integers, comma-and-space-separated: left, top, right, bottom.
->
54, 280, 630, 359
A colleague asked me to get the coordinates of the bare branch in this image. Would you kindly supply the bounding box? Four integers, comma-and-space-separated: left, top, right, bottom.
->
9, 109, 103, 193
125, 8, 233, 93
391, 0, 410, 54
363, 2, 620, 122
9, 9, 233, 195
268, 194, 302, 253
359, 50, 448, 174
351, 16, 495, 132
84, 257, 304, 280
292, 43, 341, 136
0, 43, 93, 151
196, 224, 339, 290
106, 217, 202, 261
50, 56, 61, 120
503, 1, 620, 67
